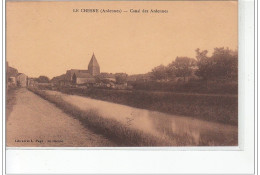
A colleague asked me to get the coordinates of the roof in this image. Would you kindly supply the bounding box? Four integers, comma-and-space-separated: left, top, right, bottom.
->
51, 74, 67, 82
100, 73, 115, 78
68, 69, 89, 74
17, 73, 27, 77
7, 66, 18, 77
127, 73, 151, 81
88, 53, 100, 68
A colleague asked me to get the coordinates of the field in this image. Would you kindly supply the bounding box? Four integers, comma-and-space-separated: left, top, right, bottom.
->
55, 87, 238, 125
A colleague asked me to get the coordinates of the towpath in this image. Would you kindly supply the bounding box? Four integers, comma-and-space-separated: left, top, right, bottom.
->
6, 88, 115, 147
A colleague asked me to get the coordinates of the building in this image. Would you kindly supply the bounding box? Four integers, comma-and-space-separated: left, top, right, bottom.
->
72, 72, 95, 84
88, 53, 100, 76
98, 73, 116, 82
16, 73, 28, 87
6, 62, 18, 88
127, 73, 152, 82
52, 53, 119, 86
65, 53, 100, 85
8, 77, 17, 86
6, 62, 29, 88
6, 63, 18, 81
27, 78, 37, 87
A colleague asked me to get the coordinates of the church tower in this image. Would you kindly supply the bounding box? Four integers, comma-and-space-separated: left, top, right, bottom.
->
88, 53, 100, 76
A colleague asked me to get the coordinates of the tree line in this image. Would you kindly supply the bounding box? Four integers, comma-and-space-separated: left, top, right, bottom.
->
151, 47, 238, 82
34, 47, 238, 85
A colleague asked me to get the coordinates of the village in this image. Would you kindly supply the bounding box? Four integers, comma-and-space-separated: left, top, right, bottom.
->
6, 52, 201, 91
6, 53, 149, 90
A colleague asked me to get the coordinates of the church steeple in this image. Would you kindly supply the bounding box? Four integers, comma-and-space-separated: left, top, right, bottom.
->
88, 52, 100, 76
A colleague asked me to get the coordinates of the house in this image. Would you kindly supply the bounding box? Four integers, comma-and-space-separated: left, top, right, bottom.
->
6, 62, 18, 88
8, 77, 16, 86
16, 73, 28, 87
27, 78, 37, 87
58, 80, 71, 86
127, 73, 152, 82
99, 73, 116, 82
6, 62, 18, 83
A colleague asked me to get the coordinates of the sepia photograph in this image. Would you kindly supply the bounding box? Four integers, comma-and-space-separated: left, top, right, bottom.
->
6, 0, 238, 147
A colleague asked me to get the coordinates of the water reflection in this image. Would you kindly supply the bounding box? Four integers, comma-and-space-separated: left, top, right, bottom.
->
46, 91, 237, 146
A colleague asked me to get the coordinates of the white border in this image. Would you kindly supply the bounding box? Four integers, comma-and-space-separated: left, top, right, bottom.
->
2, 0, 256, 174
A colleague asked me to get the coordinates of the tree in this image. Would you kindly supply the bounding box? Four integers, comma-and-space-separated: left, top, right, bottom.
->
151, 65, 168, 81
94, 74, 103, 83
165, 62, 176, 81
35, 75, 50, 83
195, 47, 238, 81
72, 73, 77, 84
115, 73, 128, 84
211, 47, 238, 80
173, 57, 196, 82
195, 48, 213, 81
229, 49, 238, 80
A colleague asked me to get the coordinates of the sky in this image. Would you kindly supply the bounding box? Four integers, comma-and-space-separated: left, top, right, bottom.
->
6, 1, 238, 78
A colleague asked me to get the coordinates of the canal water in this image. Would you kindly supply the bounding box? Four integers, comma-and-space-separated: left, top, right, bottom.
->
46, 90, 237, 146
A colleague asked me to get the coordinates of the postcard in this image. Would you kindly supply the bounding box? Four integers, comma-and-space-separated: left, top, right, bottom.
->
6, 0, 238, 147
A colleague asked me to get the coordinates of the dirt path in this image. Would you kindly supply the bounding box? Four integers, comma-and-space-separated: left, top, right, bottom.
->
6, 88, 115, 147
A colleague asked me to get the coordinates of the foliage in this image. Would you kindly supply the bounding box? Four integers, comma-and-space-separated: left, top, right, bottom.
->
151, 65, 168, 81
165, 63, 176, 80
173, 57, 196, 81
151, 57, 196, 82
35, 75, 50, 83
211, 47, 238, 80
195, 48, 213, 80
149, 47, 237, 83
195, 48, 238, 80
115, 73, 128, 84
50, 74, 66, 84
131, 80, 237, 94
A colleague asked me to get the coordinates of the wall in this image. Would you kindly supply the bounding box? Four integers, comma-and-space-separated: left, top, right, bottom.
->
17, 74, 27, 87
76, 78, 95, 84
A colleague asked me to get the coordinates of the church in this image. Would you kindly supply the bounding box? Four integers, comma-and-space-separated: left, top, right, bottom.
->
65, 53, 100, 84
